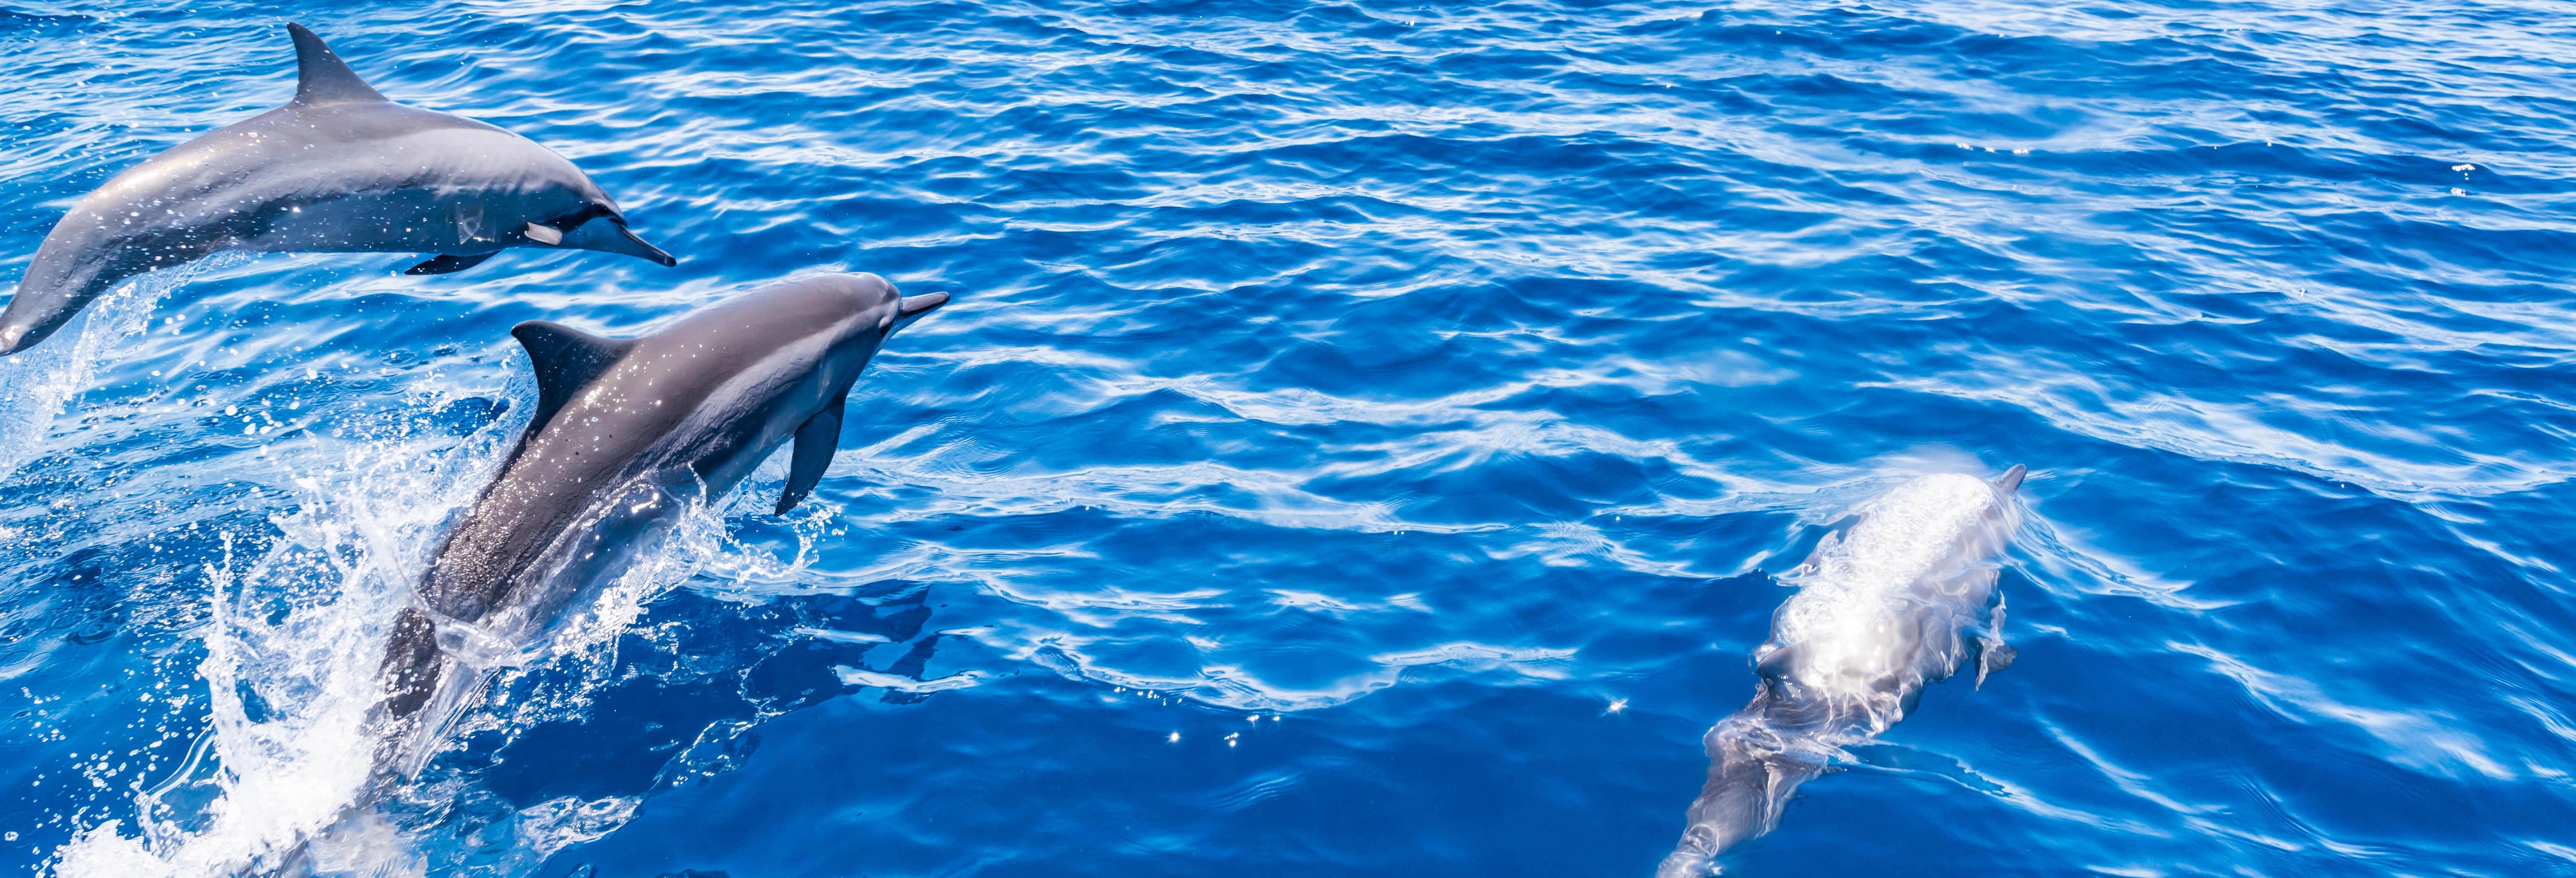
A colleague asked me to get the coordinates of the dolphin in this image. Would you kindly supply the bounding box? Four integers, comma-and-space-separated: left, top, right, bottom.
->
1658, 467, 2028, 877
0, 22, 675, 356
353, 272, 947, 794
247, 275, 943, 875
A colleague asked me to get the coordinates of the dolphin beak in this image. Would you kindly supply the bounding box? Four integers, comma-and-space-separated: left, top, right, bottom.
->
897, 292, 949, 318
892, 292, 948, 331
558, 217, 676, 267
0, 323, 26, 356
1995, 464, 2028, 494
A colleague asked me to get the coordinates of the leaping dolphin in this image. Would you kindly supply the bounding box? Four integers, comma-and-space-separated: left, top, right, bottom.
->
1658, 467, 2028, 877
260, 273, 945, 877
0, 22, 675, 356
366, 273, 947, 790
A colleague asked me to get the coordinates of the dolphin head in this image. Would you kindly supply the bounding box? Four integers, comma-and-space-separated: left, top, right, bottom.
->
726, 273, 949, 371
800, 272, 946, 340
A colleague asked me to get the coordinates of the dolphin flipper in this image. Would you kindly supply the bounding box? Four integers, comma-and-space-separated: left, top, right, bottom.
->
403, 252, 498, 275
1976, 640, 2017, 688
1976, 594, 2014, 689
512, 321, 635, 435
776, 391, 845, 514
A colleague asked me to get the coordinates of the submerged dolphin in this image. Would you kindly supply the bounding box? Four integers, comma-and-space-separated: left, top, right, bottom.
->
0, 22, 674, 355
359, 273, 947, 790
1658, 467, 2028, 877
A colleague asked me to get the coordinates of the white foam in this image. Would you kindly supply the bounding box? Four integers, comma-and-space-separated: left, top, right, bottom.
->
0, 261, 222, 478
54, 419, 501, 876
47, 366, 801, 876
1771, 473, 2012, 705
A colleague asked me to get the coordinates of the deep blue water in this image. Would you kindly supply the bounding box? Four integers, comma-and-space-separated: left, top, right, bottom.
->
0, 0, 2571, 875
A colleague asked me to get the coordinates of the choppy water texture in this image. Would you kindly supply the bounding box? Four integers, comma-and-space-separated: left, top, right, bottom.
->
0, 0, 2570, 875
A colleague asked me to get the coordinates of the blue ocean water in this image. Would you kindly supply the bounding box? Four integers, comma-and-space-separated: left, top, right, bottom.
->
0, 0, 2571, 875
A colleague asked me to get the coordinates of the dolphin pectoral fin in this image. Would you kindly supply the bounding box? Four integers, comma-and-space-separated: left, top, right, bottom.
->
512, 321, 636, 435
1976, 639, 2017, 689
402, 252, 499, 275
286, 24, 388, 105
1976, 595, 2013, 689
522, 222, 565, 246
777, 392, 846, 515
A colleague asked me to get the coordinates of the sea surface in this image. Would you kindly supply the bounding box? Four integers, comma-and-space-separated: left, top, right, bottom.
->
0, 0, 2570, 875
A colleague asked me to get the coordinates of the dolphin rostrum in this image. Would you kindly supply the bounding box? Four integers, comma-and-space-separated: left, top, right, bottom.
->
369, 272, 944, 795
1658, 467, 2028, 876
0, 22, 675, 356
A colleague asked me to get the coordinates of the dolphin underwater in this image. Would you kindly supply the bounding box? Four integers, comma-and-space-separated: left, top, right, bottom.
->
0, 22, 675, 356
1658, 466, 2028, 877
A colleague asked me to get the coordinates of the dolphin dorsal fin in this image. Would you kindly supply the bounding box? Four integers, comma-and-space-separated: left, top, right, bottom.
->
286, 23, 388, 105
511, 320, 635, 434
1994, 464, 2028, 495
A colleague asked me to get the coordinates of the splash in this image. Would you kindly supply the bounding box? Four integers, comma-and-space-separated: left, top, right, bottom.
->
0, 257, 236, 478
40, 363, 824, 876
48, 378, 517, 876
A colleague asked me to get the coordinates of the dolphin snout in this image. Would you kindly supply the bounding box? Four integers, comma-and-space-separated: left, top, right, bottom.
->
887, 291, 948, 333
616, 223, 678, 267
897, 292, 949, 318
557, 217, 676, 268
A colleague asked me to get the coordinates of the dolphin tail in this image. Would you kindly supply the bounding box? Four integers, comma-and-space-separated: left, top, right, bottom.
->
1661, 711, 1825, 876
366, 608, 489, 787
0, 235, 159, 356
0, 302, 43, 356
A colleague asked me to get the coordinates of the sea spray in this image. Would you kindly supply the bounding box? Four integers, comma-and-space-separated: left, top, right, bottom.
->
0, 255, 245, 479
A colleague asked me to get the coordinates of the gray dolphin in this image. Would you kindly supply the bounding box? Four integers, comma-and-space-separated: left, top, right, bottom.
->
1658, 466, 2027, 877
363, 273, 947, 788
0, 22, 674, 356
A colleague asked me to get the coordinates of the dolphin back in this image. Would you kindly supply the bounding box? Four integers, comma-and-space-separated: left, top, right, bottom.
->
1662, 467, 2028, 871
